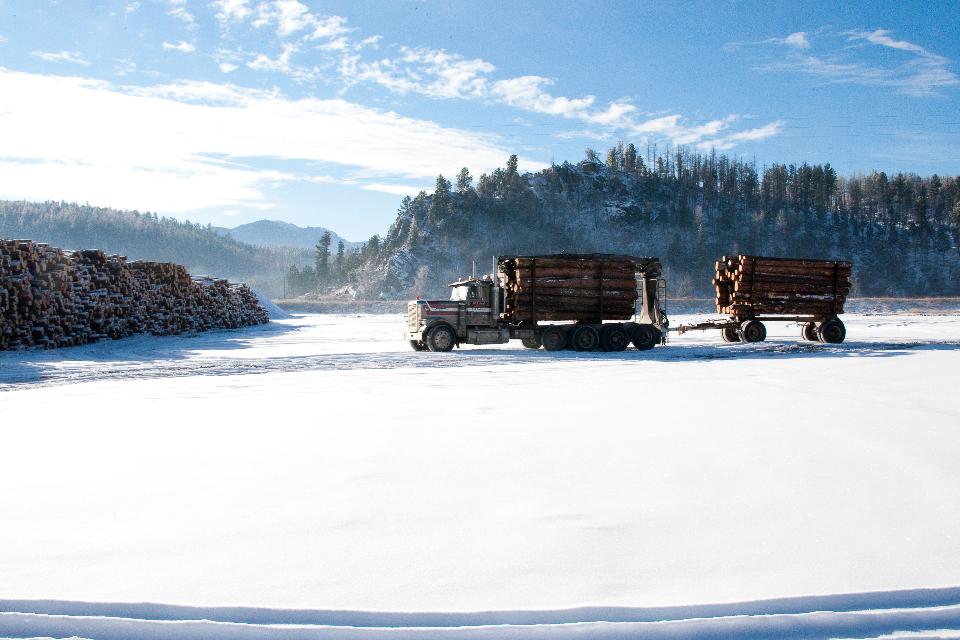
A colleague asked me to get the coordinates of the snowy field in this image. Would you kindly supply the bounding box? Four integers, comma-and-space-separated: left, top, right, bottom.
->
2, 310, 960, 639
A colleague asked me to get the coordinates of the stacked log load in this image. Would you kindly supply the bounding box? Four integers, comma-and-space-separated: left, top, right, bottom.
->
714, 255, 852, 317
1, 239, 269, 350
499, 254, 640, 322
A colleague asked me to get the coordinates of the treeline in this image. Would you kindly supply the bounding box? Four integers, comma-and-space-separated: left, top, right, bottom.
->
0, 200, 310, 296
342, 145, 960, 298
284, 231, 385, 296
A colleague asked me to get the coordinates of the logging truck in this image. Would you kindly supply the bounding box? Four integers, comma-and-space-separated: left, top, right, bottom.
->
407, 254, 667, 352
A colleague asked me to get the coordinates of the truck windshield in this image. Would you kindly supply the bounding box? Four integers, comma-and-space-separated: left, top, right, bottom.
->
449, 286, 468, 301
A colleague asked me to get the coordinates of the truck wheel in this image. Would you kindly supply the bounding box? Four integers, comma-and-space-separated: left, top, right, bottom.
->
817, 318, 846, 344
739, 320, 767, 343
631, 325, 658, 351
600, 325, 630, 351
426, 325, 456, 352
721, 327, 739, 342
541, 326, 566, 351
571, 325, 600, 351
801, 322, 819, 342
409, 339, 427, 351
521, 336, 542, 349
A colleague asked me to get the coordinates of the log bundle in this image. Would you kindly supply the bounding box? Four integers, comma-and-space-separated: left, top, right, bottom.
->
499, 254, 640, 322
714, 255, 852, 317
1, 239, 269, 350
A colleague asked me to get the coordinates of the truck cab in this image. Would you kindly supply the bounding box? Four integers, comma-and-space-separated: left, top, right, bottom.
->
407, 276, 507, 351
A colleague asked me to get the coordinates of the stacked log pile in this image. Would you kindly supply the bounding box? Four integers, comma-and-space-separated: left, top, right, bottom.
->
714, 255, 852, 317
499, 255, 639, 321
1, 239, 268, 350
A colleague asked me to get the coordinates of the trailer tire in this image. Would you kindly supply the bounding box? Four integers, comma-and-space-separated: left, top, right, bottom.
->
571, 325, 600, 351
426, 324, 457, 352
739, 320, 767, 343
541, 326, 567, 351
631, 324, 658, 351
721, 327, 740, 342
600, 324, 630, 351
409, 339, 428, 351
521, 336, 542, 349
817, 318, 846, 344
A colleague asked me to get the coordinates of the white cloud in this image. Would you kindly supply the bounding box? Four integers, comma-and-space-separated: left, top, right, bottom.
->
783, 32, 810, 49
0, 69, 538, 214
168, 6, 196, 27
212, 0, 252, 24
247, 43, 305, 78
310, 15, 350, 41
124, 2, 141, 15
697, 121, 785, 151
336, 42, 776, 149
746, 28, 958, 97
31, 50, 90, 65
219, 62, 239, 73
247, 0, 349, 40
162, 41, 196, 53
212, 7, 778, 151
361, 183, 429, 196
114, 59, 138, 76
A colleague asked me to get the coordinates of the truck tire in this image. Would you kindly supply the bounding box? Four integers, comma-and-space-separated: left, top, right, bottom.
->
426, 325, 457, 352
631, 324, 658, 351
721, 327, 740, 342
817, 318, 846, 344
521, 336, 542, 349
739, 320, 767, 343
409, 339, 427, 351
801, 322, 819, 342
600, 324, 629, 351
571, 325, 600, 351
541, 326, 567, 351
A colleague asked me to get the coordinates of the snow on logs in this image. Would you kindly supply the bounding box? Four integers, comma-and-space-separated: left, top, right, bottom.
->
714, 255, 852, 317
0, 239, 269, 350
499, 255, 640, 322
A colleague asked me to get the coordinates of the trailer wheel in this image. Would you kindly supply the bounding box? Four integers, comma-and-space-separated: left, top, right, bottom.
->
739, 320, 767, 343
801, 322, 819, 342
541, 326, 567, 351
817, 318, 846, 344
721, 327, 739, 342
631, 324, 658, 351
426, 325, 456, 352
409, 339, 428, 351
600, 324, 630, 351
521, 336, 542, 349
571, 325, 600, 351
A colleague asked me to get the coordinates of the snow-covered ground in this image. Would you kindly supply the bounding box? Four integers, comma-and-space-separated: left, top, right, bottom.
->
2, 312, 960, 639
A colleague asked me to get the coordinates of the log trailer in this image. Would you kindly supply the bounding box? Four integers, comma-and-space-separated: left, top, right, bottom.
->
673, 255, 852, 344
407, 254, 668, 352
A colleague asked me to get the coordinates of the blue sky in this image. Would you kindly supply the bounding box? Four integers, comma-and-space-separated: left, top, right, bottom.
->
0, 1, 958, 240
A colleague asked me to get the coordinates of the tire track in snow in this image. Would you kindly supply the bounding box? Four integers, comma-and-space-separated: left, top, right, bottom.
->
4, 588, 960, 639
1, 339, 959, 392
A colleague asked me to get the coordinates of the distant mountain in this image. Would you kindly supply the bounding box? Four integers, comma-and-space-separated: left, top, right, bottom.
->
215, 220, 358, 250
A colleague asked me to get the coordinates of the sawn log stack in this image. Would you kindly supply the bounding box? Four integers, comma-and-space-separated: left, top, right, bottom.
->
1, 239, 269, 350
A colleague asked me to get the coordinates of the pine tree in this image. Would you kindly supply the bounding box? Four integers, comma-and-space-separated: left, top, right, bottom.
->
334, 240, 345, 283
428, 175, 452, 225
456, 167, 473, 193
314, 231, 331, 287
623, 143, 637, 174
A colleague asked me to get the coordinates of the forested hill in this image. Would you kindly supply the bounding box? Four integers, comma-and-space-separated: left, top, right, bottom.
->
336, 147, 960, 298
0, 201, 309, 296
